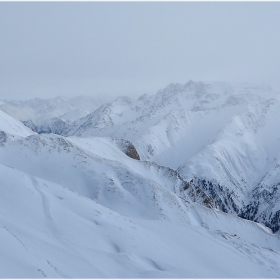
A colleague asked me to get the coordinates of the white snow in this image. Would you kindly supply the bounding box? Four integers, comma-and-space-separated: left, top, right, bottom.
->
1, 163, 280, 278
1, 81, 280, 277
0, 109, 35, 137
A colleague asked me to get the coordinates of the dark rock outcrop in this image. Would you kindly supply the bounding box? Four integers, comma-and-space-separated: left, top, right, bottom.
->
113, 139, 140, 160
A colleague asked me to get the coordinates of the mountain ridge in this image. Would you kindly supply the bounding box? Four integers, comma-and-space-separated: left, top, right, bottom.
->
1, 80, 280, 277
16, 81, 279, 233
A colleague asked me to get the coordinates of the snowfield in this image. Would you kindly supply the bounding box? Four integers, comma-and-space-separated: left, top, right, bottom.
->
1, 81, 280, 277
1, 162, 280, 278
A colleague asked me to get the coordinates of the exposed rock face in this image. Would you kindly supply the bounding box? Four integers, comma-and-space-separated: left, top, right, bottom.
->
113, 139, 140, 160
140, 163, 217, 210
186, 176, 280, 233
125, 142, 141, 160
186, 177, 241, 214
182, 181, 217, 209
240, 182, 280, 233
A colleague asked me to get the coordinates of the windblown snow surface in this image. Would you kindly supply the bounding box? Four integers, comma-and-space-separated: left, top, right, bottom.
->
1, 81, 280, 278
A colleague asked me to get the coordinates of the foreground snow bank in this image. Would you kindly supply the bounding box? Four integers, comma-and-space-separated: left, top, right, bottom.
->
1, 163, 280, 278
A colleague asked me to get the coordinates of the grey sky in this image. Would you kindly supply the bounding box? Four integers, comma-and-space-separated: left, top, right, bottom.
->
1, 2, 280, 100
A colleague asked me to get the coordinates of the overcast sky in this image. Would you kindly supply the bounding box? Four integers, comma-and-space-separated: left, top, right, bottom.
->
1, 2, 280, 100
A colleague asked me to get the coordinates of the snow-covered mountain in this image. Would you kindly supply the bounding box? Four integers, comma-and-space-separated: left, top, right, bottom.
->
33, 81, 279, 234
0, 95, 111, 126
2, 80, 280, 277
62, 82, 276, 164
1, 108, 280, 277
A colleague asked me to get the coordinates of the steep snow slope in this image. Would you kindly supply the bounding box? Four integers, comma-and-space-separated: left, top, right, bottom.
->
178, 96, 280, 231
0, 109, 35, 137
1, 163, 280, 278
55, 81, 280, 233
1, 111, 280, 277
66, 136, 215, 208
0, 132, 194, 221
0, 130, 220, 220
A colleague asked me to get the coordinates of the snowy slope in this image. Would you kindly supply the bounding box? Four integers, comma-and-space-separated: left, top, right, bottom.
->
1, 163, 280, 278
52, 81, 280, 233
0, 109, 35, 137
0, 131, 183, 221
0, 131, 216, 220
2, 83, 280, 277
1, 110, 280, 277
177, 96, 280, 231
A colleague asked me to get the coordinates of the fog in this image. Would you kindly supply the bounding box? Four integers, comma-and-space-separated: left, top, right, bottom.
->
1, 2, 280, 100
